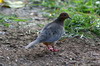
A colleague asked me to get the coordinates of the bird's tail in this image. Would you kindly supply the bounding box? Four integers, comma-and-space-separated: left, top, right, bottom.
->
25, 40, 40, 49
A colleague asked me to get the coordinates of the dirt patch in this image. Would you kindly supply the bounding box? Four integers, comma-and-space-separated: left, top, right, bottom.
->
0, 27, 100, 66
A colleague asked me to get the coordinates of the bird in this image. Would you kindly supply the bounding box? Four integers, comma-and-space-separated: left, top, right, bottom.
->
25, 12, 71, 52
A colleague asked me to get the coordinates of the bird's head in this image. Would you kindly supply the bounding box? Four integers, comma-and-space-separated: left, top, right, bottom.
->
58, 12, 71, 20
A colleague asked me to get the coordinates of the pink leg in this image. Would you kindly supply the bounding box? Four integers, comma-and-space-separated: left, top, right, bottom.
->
43, 42, 59, 52
46, 45, 59, 52
52, 45, 59, 52
46, 45, 53, 51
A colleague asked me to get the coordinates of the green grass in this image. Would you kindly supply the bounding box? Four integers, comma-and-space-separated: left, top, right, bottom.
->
0, 0, 100, 38
64, 13, 100, 37
32, 0, 100, 37
0, 14, 28, 27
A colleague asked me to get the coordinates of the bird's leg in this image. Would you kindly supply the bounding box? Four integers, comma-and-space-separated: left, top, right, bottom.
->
51, 45, 59, 52
43, 42, 53, 51
51, 41, 59, 52
46, 44, 53, 51
43, 42, 59, 52
46, 45, 59, 52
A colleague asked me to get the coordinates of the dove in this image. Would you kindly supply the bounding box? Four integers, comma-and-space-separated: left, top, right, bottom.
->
25, 12, 71, 52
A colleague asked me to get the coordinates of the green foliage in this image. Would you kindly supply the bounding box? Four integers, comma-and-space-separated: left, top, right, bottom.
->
0, 14, 28, 27
73, 0, 100, 15
31, 0, 100, 37
64, 14, 100, 37
1, 0, 99, 38
35, 0, 100, 15
42, 0, 60, 8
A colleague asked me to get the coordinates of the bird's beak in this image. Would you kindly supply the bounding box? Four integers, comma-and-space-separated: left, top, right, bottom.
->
68, 17, 72, 19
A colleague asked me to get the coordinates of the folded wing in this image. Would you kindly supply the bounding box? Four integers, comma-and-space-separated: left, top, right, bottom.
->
36, 23, 64, 42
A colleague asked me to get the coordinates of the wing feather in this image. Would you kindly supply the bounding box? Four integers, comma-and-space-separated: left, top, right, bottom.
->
36, 23, 64, 42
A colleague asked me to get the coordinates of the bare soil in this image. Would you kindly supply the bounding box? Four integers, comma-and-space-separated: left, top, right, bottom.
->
0, 6, 100, 66
0, 27, 100, 66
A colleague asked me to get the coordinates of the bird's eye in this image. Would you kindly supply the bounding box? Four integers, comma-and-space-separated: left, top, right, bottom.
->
63, 14, 66, 16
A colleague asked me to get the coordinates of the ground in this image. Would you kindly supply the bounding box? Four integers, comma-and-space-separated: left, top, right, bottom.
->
0, 6, 100, 66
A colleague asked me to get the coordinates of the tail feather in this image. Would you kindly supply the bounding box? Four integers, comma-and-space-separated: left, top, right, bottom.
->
25, 40, 40, 49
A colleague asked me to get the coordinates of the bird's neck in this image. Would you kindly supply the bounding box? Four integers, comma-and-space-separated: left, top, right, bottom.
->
54, 18, 65, 26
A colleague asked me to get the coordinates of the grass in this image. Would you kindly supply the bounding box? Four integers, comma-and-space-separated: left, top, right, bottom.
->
0, 14, 28, 27
32, 0, 100, 38
64, 13, 100, 37
0, 0, 100, 38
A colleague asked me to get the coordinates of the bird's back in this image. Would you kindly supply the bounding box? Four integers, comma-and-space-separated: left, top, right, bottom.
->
36, 22, 64, 42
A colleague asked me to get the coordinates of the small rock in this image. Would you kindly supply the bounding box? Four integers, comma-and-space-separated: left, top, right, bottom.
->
0, 37, 3, 40
18, 34, 24, 36
7, 56, 10, 59
98, 60, 100, 63
50, 61, 53, 62
3, 42, 10, 44
58, 53, 64, 57
0, 31, 5, 35
15, 59, 18, 62
46, 63, 49, 65
69, 58, 73, 60
0, 63, 3, 66
30, 13, 34, 15
92, 52, 100, 56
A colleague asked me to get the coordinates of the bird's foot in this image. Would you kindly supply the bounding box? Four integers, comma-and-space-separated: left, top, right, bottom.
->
49, 48, 59, 52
